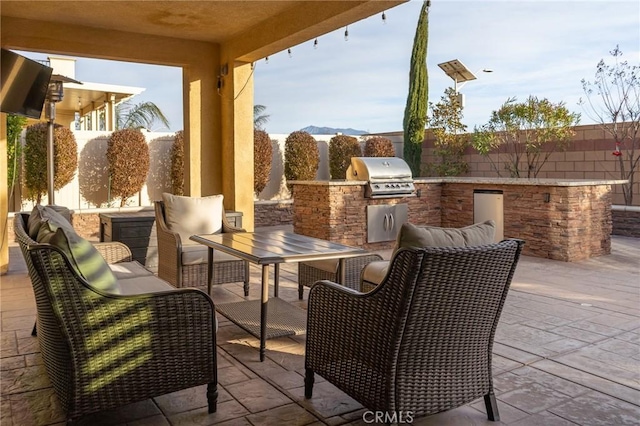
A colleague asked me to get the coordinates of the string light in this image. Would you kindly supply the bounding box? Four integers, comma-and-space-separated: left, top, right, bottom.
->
314, 38, 318, 49
265, 56, 269, 64
382, 11, 387, 24
288, 48, 292, 58
344, 26, 349, 41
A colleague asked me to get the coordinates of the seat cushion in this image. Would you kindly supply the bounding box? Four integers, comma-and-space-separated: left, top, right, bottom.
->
360, 260, 389, 287
396, 220, 496, 250
363, 221, 497, 287
39, 226, 119, 293
181, 242, 243, 266
302, 258, 339, 274
28, 204, 74, 241
162, 193, 224, 241
115, 275, 176, 295
109, 261, 154, 280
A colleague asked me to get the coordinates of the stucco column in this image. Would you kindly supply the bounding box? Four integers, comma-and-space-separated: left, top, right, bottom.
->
1, 114, 8, 274
182, 48, 220, 198
220, 62, 255, 231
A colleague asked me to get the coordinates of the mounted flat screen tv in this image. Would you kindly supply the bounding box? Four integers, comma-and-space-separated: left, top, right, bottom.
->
1, 48, 53, 119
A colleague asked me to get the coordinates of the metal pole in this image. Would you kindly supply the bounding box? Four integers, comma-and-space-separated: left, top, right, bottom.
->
46, 101, 56, 205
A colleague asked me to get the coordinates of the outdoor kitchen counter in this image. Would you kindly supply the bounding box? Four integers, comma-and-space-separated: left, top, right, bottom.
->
413, 177, 627, 186
291, 178, 626, 261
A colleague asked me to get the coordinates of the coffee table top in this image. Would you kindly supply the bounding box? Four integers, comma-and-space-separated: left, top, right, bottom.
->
190, 230, 367, 265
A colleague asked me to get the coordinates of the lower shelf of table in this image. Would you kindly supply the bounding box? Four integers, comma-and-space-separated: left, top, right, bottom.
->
216, 297, 307, 340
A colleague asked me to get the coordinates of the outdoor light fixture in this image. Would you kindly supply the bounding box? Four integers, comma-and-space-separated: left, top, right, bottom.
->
265, 56, 269, 64
288, 48, 292, 58
438, 59, 492, 108
344, 26, 349, 41
314, 38, 318, 49
382, 11, 387, 23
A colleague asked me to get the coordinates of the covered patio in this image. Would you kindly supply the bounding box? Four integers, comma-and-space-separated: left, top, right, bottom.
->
0, 0, 405, 272
2, 230, 639, 425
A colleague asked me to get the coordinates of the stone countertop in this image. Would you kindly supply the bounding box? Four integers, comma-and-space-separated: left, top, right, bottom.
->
290, 178, 628, 187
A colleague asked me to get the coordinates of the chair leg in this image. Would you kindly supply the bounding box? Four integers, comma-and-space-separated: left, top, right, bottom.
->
243, 261, 250, 297
31, 320, 37, 337
304, 368, 315, 398
484, 391, 500, 421
207, 382, 218, 413
298, 284, 304, 300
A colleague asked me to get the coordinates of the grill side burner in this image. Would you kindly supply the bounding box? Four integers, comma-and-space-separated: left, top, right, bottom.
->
346, 157, 415, 198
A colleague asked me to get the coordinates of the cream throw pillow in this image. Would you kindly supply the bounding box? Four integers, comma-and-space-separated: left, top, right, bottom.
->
396, 220, 496, 250
162, 193, 224, 241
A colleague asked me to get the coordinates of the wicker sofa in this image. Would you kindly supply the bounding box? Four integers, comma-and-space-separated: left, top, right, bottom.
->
305, 239, 524, 421
15, 209, 218, 423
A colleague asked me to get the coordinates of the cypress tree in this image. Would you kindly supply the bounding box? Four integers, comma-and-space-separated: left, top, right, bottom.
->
403, 0, 430, 176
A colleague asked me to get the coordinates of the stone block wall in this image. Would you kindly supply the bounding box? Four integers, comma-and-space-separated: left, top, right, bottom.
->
293, 182, 442, 251
254, 200, 293, 228
612, 207, 640, 238
292, 180, 613, 261
441, 183, 612, 261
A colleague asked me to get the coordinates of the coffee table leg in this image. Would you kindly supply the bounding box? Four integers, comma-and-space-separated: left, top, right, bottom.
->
260, 264, 269, 362
207, 248, 214, 295
274, 264, 280, 298
338, 258, 346, 285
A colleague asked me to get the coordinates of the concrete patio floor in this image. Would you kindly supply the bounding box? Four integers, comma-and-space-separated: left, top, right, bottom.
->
1, 232, 639, 425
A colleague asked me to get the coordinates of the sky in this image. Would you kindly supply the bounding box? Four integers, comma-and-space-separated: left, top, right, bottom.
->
18, 0, 640, 135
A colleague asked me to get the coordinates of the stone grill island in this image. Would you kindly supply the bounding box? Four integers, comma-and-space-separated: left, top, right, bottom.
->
290, 177, 627, 262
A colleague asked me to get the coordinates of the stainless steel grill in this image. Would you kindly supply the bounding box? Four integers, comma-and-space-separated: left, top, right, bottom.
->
346, 157, 415, 198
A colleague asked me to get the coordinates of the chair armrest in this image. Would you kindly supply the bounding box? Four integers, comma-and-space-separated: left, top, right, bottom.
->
221, 207, 246, 233
306, 280, 396, 367
70, 288, 216, 392
92, 241, 132, 263
155, 208, 183, 251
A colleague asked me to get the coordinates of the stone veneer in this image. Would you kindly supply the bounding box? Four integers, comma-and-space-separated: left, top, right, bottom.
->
612, 206, 640, 238
291, 178, 623, 262
439, 181, 613, 261
292, 181, 442, 251
254, 200, 293, 227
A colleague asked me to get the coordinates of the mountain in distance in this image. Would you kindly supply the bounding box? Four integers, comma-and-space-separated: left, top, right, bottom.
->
300, 125, 367, 136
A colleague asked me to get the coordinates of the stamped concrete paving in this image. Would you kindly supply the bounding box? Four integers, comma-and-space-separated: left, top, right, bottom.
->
1, 234, 638, 425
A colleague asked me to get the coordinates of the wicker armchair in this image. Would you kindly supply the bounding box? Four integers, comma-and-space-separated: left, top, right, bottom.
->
305, 239, 524, 421
14, 213, 218, 423
155, 200, 250, 295
297, 254, 383, 299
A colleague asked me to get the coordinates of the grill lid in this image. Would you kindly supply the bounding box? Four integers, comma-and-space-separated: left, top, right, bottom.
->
346, 157, 412, 181
346, 157, 415, 198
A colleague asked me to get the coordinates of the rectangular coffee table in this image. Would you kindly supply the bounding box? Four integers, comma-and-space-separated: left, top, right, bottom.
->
190, 230, 368, 361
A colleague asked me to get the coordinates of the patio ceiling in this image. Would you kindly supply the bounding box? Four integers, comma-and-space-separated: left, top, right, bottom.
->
0, 1, 406, 63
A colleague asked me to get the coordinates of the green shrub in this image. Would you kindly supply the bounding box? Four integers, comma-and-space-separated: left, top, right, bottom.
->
284, 131, 319, 189
363, 136, 395, 157
170, 130, 184, 195
107, 129, 150, 207
6, 114, 27, 190
329, 135, 361, 179
24, 122, 78, 203
254, 129, 272, 196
